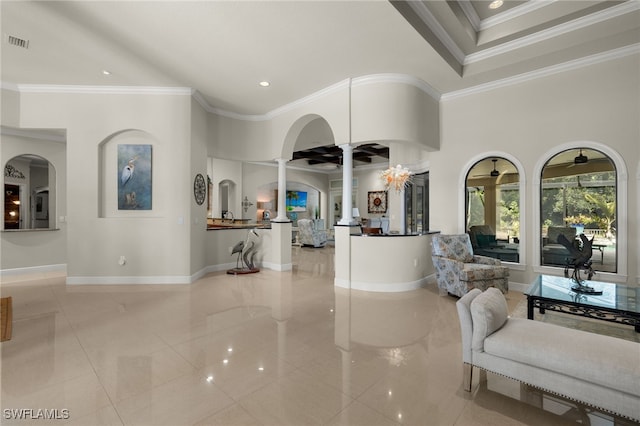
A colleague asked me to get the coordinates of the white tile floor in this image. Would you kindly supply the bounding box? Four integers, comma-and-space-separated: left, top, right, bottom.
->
1, 246, 637, 425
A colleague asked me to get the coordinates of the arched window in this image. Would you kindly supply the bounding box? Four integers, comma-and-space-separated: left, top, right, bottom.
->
465, 157, 520, 263
540, 148, 617, 273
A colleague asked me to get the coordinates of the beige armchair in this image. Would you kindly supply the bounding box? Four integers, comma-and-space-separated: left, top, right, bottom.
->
297, 219, 327, 248
431, 234, 509, 297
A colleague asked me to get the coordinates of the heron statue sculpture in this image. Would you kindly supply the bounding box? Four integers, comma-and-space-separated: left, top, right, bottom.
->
227, 229, 260, 275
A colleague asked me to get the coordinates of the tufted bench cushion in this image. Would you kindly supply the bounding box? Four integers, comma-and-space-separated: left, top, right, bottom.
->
458, 287, 640, 421
484, 317, 640, 397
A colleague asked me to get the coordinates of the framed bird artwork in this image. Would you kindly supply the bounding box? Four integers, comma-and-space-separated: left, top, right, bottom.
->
118, 144, 152, 210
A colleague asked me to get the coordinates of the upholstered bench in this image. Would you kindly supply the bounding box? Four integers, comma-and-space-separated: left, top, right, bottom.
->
456, 288, 640, 421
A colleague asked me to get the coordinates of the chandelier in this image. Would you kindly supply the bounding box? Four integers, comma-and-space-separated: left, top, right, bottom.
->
381, 164, 412, 192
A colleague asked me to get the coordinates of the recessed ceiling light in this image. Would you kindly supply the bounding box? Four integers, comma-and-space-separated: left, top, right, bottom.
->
102, 70, 112, 75
259, 81, 270, 87
489, 0, 504, 9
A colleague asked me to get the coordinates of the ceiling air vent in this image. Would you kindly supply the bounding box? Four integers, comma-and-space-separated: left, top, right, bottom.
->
6, 34, 30, 49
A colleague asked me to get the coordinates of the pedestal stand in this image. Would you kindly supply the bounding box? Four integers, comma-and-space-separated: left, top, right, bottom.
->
227, 268, 260, 275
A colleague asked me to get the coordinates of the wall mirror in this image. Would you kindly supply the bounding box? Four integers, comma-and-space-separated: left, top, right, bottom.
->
540, 148, 616, 272
465, 157, 520, 263
3, 154, 55, 230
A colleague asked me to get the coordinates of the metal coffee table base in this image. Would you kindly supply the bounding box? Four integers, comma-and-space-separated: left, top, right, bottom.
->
527, 297, 640, 333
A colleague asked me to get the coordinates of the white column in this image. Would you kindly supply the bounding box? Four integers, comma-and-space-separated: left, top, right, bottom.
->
274, 158, 289, 222
338, 144, 354, 225
400, 188, 406, 234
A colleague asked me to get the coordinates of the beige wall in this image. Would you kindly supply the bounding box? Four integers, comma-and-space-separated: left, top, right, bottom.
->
1, 88, 20, 127
190, 98, 210, 275
14, 91, 194, 282
2, 61, 638, 286
351, 80, 439, 150
434, 55, 639, 285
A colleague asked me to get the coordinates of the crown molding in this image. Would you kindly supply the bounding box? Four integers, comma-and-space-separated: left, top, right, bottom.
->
465, 1, 640, 65
480, 0, 556, 31
193, 79, 352, 122
1, 82, 19, 92
192, 90, 271, 122
267, 79, 351, 119
457, 0, 481, 32
3, 36, 636, 121
407, 0, 466, 64
13, 84, 192, 95
194, 74, 440, 122
351, 73, 441, 101
443, 43, 640, 101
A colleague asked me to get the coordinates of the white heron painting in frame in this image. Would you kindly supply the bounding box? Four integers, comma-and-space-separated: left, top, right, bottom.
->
118, 144, 152, 210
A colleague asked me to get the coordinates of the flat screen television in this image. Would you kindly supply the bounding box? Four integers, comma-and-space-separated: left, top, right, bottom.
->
286, 190, 307, 212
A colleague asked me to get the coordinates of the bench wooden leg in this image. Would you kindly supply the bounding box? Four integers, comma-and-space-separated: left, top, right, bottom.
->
463, 363, 473, 392
1, 296, 12, 342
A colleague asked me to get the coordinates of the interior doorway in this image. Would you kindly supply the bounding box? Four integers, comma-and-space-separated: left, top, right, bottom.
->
405, 172, 429, 234
4, 184, 22, 229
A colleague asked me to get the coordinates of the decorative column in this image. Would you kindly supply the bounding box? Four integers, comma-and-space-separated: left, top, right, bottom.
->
337, 144, 355, 225
274, 158, 289, 222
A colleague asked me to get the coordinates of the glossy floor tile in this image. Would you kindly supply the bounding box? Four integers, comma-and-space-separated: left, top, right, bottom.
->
1, 246, 637, 425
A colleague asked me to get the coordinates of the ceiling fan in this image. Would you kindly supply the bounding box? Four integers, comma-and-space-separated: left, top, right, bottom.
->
472, 159, 501, 178
574, 149, 588, 165
566, 149, 590, 168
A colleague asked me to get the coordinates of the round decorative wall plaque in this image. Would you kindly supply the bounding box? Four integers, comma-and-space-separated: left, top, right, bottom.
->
194, 173, 206, 205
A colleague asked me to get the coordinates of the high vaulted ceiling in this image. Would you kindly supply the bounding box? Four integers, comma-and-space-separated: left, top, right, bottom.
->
2, 1, 638, 119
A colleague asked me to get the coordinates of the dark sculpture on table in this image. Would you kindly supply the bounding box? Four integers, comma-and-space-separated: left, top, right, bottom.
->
558, 233, 601, 295
227, 229, 260, 275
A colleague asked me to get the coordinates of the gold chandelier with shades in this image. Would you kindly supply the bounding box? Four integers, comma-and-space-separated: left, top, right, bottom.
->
381, 164, 412, 192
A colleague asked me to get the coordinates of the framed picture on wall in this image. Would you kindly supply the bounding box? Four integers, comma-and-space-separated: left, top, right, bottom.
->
118, 144, 152, 210
368, 191, 387, 214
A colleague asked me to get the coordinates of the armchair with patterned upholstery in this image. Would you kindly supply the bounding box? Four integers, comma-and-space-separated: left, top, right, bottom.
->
297, 219, 327, 248
431, 234, 509, 297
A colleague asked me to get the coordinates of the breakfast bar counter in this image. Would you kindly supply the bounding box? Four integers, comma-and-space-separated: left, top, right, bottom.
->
334, 226, 439, 292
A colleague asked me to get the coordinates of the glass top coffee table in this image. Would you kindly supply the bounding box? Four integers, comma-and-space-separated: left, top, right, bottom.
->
525, 275, 640, 332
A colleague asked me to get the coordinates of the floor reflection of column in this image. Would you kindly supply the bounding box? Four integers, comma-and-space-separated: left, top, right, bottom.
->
334, 287, 352, 405
339, 348, 352, 406
276, 319, 287, 374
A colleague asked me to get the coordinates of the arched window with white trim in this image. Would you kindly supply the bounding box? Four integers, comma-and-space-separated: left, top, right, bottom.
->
540, 148, 617, 273
465, 157, 520, 263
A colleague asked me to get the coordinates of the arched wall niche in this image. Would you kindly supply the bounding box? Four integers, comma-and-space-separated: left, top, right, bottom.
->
97, 129, 159, 218
218, 179, 237, 219
3, 154, 57, 230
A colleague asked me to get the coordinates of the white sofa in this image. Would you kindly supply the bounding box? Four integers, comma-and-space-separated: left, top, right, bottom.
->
456, 288, 640, 422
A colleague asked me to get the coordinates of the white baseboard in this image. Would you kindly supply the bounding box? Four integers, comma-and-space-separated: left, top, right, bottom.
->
66, 275, 193, 285
66, 261, 292, 285
261, 261, 293, 272
1, 264, 67, 284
